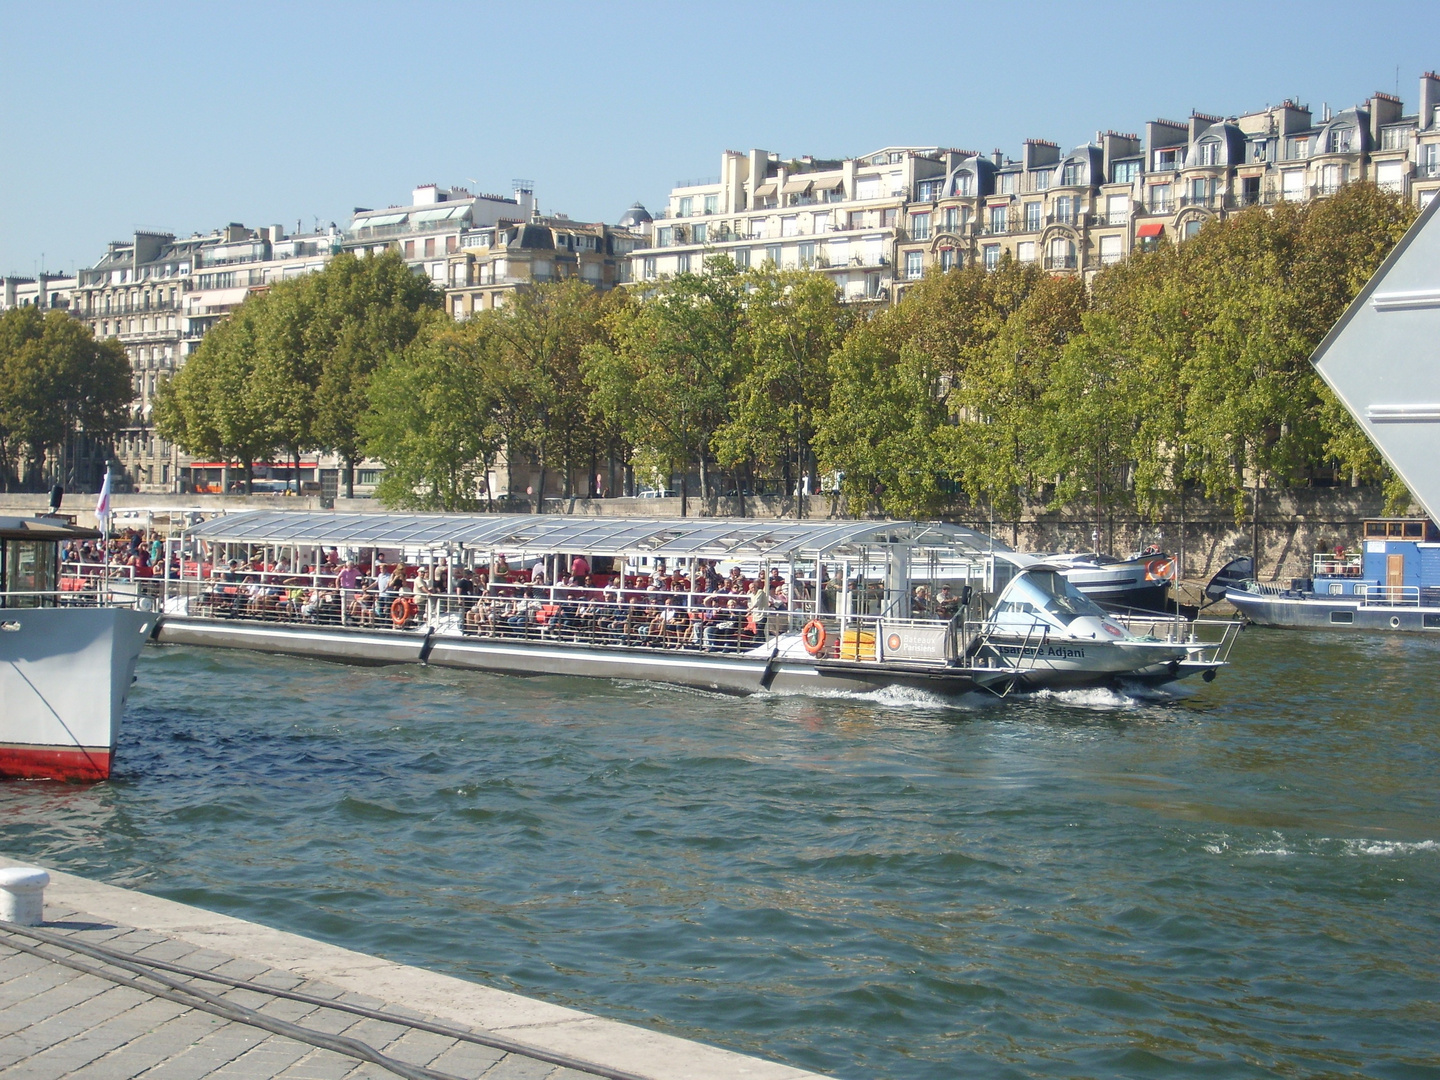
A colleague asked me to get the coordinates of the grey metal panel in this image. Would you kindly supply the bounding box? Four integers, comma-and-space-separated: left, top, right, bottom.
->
1310, 194, 1440, 523
182, 512, 1008, 559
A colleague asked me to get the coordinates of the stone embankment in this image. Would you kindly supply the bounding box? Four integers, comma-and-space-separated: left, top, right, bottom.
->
0, 486, 1404, 583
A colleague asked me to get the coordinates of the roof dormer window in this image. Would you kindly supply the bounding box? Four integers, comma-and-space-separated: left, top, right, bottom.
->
1199, 139, 1221, 166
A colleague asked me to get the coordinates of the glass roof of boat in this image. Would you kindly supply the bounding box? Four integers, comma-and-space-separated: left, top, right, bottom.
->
182, 511, 1006, 559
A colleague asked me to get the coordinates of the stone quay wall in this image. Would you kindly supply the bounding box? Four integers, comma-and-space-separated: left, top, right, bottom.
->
0, 487, 1403, 584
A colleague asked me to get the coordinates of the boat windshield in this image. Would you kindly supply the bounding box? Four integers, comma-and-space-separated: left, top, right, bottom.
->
1003, 570, 1110, 625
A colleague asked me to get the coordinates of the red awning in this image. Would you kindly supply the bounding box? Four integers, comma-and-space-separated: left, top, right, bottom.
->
1136, 222, 1164, 238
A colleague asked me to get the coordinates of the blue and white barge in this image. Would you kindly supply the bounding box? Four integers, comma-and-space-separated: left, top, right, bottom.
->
1227, 518, 1440, 631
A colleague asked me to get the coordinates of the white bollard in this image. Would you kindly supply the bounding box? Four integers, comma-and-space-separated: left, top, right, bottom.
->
0, 867, 49, 926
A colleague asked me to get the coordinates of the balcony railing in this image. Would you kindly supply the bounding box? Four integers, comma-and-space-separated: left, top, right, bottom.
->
1103, 212, 1129, 227
1417, 162, 1440, 179
1043, 254, 1078, 270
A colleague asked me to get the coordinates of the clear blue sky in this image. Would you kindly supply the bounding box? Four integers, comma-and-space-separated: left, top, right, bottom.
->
2, 0, 1436, 277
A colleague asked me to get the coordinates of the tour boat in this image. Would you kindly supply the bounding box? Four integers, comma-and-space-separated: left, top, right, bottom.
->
0, 517, 154, 781
1040, 550, 1177, 614
145, 511, 1236, 698
1225, 518, 1440, 632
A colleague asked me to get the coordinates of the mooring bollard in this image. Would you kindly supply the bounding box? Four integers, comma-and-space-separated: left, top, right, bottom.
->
0, 867, 49, 925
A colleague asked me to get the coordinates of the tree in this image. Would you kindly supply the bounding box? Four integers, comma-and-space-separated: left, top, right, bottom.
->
715, 266, 851, 512
0, 307, 131, 490
362, 318, 502, 510
585, 260, 746, 514
309, 252, 442, 496
155, 303, 275, 492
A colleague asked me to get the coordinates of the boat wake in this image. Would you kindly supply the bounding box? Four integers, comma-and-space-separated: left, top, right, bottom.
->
760, 683, 973, 711
1022, 683, 1179, 710
1203, 832, 1440, 858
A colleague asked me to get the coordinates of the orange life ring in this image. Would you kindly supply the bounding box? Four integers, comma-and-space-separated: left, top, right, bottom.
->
801, 619, 827, 656
391, 596, 417, 629
1145, 557, 1175, 582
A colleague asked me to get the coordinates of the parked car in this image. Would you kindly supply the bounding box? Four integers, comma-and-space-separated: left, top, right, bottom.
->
636, 488, 678, 499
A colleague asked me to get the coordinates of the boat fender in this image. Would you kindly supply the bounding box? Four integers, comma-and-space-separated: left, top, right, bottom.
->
801, 620, 827, 656
1145, 558, 1176, 582
1390, 615, 1401, 629
391, 596, 417, 629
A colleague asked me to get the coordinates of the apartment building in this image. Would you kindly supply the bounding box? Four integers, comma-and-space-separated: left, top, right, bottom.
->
343, 183, 537, 286
632, 147, 965, 303
443, 215, 643, 318
0, 272, 77, 313
642, 71, 1440, 294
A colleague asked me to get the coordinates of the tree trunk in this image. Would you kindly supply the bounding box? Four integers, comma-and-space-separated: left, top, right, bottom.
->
344, 457, 355, 499
536, 454, 547, 514
698, 453, 709, 507
680, 472, 688, 518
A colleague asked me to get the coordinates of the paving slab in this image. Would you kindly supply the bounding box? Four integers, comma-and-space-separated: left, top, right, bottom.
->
0, 855, 826, 1080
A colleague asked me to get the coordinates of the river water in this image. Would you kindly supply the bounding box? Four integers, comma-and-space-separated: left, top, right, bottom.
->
2, 631, 1436, 1079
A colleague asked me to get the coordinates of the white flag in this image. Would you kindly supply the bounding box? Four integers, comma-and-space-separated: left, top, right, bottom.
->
95, 470, 112, 532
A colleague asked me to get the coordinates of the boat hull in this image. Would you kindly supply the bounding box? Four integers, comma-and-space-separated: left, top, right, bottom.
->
0, 607, 155, 781
1226, 588, 1440, 632
157, 615, 983, 697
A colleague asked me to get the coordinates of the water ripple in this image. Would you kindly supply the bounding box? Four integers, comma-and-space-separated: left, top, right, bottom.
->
0, 630, 1437, 1079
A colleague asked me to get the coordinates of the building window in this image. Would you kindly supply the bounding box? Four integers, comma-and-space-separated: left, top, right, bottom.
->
1250, 139, 1269, 162
911, 213, 930, 239
1320, 164, 1342, 194
1112, 160, 1138, 184
1099, 234, 1123, 265
1282, 170, 1306, 198
846, 210, 865, 230
989, 206, 1007, 233
1149, 184, 1173, 213
939, 247, 956, 271
404, 240, 415, 258
1024, 202, 1041, 231
678, 196, 693, 217
1421, 143, 1439, 178
1286, 136, 1311, 161
643, 256, 656, 279
1054, 195, 1075, 224
999, 173, 1017, 194
1381, 127, 1410, 151
692, 222, 707, 243
1105, 194, 1129, 226
905, 250, 923, 278
880, 207, 897, 227
765, 245, 782, 266
782, 216, 799, 237
424, 238, 436, 257
983, 244, 1000, 270
1046, 237, 1075, 269
446, 236, 458, 253
676, 253, 691, 274
1184, 220, 1203, 239
1332, 128, 1354, 154
953, 173, 975, 197
812, 212, 830, 234
1062, 162, 1081, 186
1199, 139, 1221, 166
1155, 147, 1180, 171
799, 241, 816, 267
1017, 241, 1036, 264
657, 227, 673, 247
752, 218, 769, 238
916, 179, 942, 201
704, 194, 717, 214
734, 247, 750, 268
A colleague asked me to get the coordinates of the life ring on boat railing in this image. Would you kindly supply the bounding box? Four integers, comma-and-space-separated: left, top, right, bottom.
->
801, 619, 828, 656
391, 596, 418, 629
1144, 557, 1176, 582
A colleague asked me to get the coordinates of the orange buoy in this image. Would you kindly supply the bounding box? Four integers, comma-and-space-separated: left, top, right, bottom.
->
1145, 557, 1176, 582
801, 619, 827, 656
391, 596, 417, 629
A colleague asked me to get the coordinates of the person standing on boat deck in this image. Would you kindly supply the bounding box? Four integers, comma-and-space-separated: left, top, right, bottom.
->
571, 554, 590, 580
411, 568, 432, 625
336, 561, 359, 612
373, 564, 394, 619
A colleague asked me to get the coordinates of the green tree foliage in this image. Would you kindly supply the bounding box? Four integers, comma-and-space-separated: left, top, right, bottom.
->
715, 267, 851, 509
157, 251, 440, 494
309, 252, 441, 495
585, 260, 747, 513
0, 307, 131, 489
362, 317, 501, 510
155, 302, 275, 491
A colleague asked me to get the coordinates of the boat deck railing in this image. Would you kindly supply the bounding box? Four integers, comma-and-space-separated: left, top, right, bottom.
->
1313, 551, 1364, 577
1362, 585, 1421, 607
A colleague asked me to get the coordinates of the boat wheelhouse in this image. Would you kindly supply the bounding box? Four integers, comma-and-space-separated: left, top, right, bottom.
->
145, 511, 1234, 697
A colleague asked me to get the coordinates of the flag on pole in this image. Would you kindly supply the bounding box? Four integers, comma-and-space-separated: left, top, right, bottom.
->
95, 469, 112, 533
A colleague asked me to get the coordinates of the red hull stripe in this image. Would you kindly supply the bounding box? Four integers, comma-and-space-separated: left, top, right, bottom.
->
0, 745, 112, 782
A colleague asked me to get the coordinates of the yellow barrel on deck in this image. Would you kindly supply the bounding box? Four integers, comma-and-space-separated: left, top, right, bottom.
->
840, 628, 876, 660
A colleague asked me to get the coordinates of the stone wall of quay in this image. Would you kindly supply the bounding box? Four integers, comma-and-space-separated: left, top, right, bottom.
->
0, 486, 1403, 583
